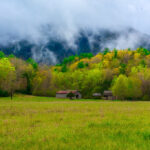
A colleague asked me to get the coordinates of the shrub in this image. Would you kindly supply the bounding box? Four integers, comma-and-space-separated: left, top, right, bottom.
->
142, 95, 150, 101
67, 92, 75, 100
0, 89, 9, 97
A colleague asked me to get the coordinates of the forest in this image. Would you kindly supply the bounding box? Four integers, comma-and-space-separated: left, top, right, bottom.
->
1, 48, 150, 100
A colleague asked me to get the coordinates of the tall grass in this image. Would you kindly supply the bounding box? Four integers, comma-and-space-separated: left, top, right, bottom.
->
0, 95, 150, 150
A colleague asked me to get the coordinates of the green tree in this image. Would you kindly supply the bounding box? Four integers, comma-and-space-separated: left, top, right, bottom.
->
32, 66, 52, 96
85, 63, 89, 67
4, 70, 16, 100
103, 48, 110, 55
120, 63, 127, 74
128, 77, 142, 99
77, 62, 84, 69
0, 58, 16, 99
27, 58, 38, 70
113, 49, 118, 59
81, 69, 103, 98
8, 54, 15, 58
0, 58, 15, 80
62, 56, 76, 65
23, 64, 35, 94
140, 60, 146, 67
112, 74, 129, 100
0, 51, 5, 59
61, 65, 67, 72
79, 53, 93, 59
137, 48, 150, 56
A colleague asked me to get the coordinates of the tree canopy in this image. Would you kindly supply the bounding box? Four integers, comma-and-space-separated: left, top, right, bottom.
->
1, 48, 150, 100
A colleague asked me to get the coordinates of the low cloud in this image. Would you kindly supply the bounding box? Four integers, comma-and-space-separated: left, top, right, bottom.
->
31, 47, 58, 65
0, 0, 150, 44
0, 0, 150, 63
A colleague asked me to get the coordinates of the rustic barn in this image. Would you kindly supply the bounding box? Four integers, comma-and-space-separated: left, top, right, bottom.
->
103, 91, 116, 100
56, 90, 82, 99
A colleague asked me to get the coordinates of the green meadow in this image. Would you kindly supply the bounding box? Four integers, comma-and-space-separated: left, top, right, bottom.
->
1, 95, 150, 150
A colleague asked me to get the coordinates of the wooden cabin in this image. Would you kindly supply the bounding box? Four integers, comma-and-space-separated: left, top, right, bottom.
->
56, 90, 82, 99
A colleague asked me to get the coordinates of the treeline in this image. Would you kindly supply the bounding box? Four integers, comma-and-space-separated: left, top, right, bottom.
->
1, 48, 150, 100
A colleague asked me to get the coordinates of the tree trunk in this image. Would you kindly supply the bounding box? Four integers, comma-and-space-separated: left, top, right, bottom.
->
10, 90, 13, 100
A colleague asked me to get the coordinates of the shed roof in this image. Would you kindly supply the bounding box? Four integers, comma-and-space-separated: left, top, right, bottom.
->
104, 91, 113, 96
93, 93, 102, 97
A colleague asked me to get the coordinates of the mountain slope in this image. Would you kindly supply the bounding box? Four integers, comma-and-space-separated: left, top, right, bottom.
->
1, 28, 150, 64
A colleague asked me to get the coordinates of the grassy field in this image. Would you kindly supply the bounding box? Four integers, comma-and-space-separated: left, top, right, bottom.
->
1, 95, 150, 150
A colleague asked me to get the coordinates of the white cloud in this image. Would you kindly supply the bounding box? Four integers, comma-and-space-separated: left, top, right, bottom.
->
31, 47, 58, 64
0, 0, 150, 43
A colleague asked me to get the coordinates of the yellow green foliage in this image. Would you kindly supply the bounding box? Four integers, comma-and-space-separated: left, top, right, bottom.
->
50, 48, 150, 99
1, 49, 150, 99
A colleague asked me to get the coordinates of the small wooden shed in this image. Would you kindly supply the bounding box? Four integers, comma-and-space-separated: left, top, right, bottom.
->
56, 90, 82, 99
93, 93, 102, 99
103, 91, 116, 100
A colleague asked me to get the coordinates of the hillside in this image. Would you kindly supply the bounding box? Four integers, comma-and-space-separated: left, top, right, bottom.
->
0, 48, 150, 100
51, 48, 150, 99
1, 29, 150, 65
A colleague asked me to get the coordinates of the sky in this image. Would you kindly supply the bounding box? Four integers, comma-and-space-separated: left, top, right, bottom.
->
0, 0, 150, 45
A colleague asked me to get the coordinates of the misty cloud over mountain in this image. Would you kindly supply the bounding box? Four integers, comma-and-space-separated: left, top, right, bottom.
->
1, 0, 150, 64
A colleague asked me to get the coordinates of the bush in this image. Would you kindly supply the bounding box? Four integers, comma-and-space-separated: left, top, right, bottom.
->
142, 95, 150, 101
67, 92, 75, 100
0, 89, 9, 97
